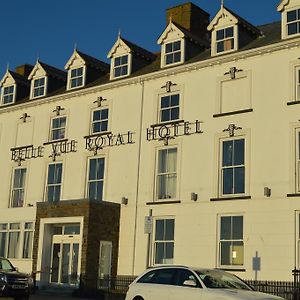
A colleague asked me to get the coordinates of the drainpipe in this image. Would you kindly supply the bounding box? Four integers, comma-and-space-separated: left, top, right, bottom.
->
131, 79, 145, 275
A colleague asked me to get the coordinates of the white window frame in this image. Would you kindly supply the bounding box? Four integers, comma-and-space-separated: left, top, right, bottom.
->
7, 223, 21, 259
286, 8, 300, 37
91, 107, 109, 134
31, 76, 47, 99
158, 93, 180, 124
49, 115, 67, 141
22, 222, 34, 259
86, 156, 106, 201
45, 162, 63, 202
1, 84, 16, 105
155, 147, 178, 201
219, 136, 246, 197
0, 222, 34, 260
153, 217, 175, 265
112, 54, 129, 79
161, 39, 184, 68
68, 66, 85, 90
218, 215, 244, 268
212, 25, 238, 56
10, 167, 27, 208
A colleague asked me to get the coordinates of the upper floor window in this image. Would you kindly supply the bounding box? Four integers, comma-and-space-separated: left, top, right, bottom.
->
220, 138, 245, 196
50, 116, 67, 141
287, 9, 300, 36
156, 148, 177, 200
87, 157, 105, 201
153, 218, 175, 265
216, 26, 234, 53
2, 85, 15, 105
10, 168, 27, 208
91, 108, 109, 134
32, 77, 46, 98
113, 55, 129, 78
160, 94, 180, 123
70, 67, 84, 89
45, 162, 63, 202
165, 41, 181, 65
219, 215, 244, 267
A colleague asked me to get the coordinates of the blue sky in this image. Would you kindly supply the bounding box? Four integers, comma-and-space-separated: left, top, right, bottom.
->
0, 0, 280, 77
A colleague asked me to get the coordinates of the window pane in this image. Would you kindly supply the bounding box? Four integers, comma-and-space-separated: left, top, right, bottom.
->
171, 107, 179, 120
234, 167, 245, 194
167, 148, 177, 172
0, 232, 7, 257
288, 23, 298, 35
173, 41, 181, 51
222, 141, 233, 166
158, 150, 167, 173
288, 10, 297, 22
161, 110, 169, 122
89, 159, 97, 180
171, 94, 179, 106
165, 242, 174, 262
220, 241, 231, 265
232, 241, 244, 265
220, 217, 231, 240
154, 243, 165, 264
8, 232, 20, 258
216, 29, 224, 40
155, 220, 164, 240
166, 54, 173, 65
165, 43, 172, 53
234, 139, 244, 165
23, 231, 33, 259
174, 52, 181, 63
93, 110, 101, 121
225, 27, 234, 37
223, 168, 233, 194
165, 219, 174, 240
232, 216, 243, 239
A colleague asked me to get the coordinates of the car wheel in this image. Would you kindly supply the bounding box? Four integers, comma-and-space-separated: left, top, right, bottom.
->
14, 296, 29, 300
133, 297, 144, 300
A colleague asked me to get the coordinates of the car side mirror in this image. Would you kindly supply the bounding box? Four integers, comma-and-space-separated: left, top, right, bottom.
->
14, 267, 18, 272
183, 279, 197, 287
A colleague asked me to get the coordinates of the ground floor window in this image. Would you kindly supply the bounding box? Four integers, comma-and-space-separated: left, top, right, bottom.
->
153, 218, 175, 265
219, 215, 244, 267
0, 222, 34, 259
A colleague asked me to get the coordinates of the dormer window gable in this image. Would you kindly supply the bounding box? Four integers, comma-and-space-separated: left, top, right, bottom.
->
278, 0, 300, 39
158, 22, 186, 68
208, 6, 260, 57
28, 61, 66, 99
108, 36, 156, 80
65, 50, 109, 90
108, 37, 132, 80
0, 69, 30, 106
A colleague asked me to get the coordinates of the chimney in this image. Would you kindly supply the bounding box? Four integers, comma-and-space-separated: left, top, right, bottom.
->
166, 2, 210, 39
15, 64, 33, 77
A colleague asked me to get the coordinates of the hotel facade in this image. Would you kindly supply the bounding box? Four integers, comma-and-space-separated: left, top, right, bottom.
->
0, 0, 299, 288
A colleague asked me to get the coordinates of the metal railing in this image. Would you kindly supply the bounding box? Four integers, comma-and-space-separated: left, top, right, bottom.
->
96, 270, 300, 300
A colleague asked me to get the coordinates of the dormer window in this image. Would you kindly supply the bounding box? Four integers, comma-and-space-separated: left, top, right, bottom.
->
287, 9, 300, 36
70, 67, 84, 89
32, 77, 46, 98
113, 55, 129, 78
216, 26, 234, 53
165, 41, 181, 65
2, 85, 15, 105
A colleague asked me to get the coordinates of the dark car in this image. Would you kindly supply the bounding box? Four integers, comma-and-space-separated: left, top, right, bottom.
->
0, 257, 33, 300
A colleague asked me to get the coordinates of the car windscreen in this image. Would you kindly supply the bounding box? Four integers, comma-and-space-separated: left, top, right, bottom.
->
195, 269, 252, 290
0, 258, 15, 271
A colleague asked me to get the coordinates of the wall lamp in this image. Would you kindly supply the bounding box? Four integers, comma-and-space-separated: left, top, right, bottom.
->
121, 197, 128, 205
264, 187, 271, 197
191, 192, 198, 201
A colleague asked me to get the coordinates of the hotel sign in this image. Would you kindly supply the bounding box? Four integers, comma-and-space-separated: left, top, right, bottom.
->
84, 131, 134, 154
146, 120, 203, 145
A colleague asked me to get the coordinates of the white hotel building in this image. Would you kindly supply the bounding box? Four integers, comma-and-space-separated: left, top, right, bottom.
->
0, 0, 299, 288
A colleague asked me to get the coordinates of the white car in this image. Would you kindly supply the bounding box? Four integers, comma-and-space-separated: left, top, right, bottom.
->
125, 266, 285, 300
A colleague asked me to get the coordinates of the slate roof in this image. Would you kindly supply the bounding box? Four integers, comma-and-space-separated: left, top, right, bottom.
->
39, 61, 66, 81
121, 37, 157, 61
76, 50, 110, 72
9, 71, 29, 87
0, 20, 287, 106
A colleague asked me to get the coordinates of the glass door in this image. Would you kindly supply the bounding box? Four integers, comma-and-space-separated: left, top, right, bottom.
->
50, 237, 80, 285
